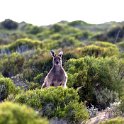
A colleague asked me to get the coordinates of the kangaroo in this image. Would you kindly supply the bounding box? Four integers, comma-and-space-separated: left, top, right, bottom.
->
42, 50, 67, 88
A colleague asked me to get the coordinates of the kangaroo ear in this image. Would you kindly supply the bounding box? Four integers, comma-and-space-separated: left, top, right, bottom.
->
50, 50, 56, 57
58, 51, 63, 57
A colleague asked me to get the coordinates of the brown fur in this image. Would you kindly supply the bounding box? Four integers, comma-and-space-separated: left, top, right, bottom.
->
42, 51, 67, 88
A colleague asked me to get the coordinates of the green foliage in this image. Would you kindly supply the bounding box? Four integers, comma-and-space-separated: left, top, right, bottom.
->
94, 26, 124, 42
28, 82, 41, 90
117, 41, 124, 52
0, 38, 42, 55
15, 87, 89, 123
94, 88, 119, 108
22, 24, 42, 34
43, 36, 82, 50
119, 95, 124, 113
34, 73, 43, 84
69, 20, 89, 27
36, 28, 52, 41
0, 77, 16, 101
100, 117, 124, 124
64, 101, 89, 124
81, 42, 119, 57
28, 26, 42, 34
23, 51, 52, 82
42, 39, 59, 50
50, 33, 62, 40
0, 53, 24, 77
1, 19, 18, 30
0, 102, 48, 124
65, 56, 124, 108
8, 38, 42, 52
58, 36, 82, 48
51, 24, 64, 32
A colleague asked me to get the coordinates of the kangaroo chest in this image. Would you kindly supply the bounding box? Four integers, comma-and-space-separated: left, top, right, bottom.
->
52, 69, 65, 82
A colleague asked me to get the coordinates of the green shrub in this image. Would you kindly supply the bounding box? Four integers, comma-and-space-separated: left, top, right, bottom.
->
94, 26, 124, 42
0, 77, 16, 101
28, 26, 42, 34
42, 39, 59, 50
22, 50, 54, 83
50, 33, 62, 40
65, 56, 124, 109
1, 19, 18, 30
65, 101, 89, 124
15, 87, 89, 123
119, 95, 124, 113
36, 28, 52, 41
99, 117, 124, 124
0, 53, 24, 77
68, 20, 88, 27
0, 38, 42, 54
73, 31, 91, 41
58, 36, 82, 48
28, 82, 41, 90
94, 88, 119, 108
51, 24, 64, 32
34, 73, 44, 84
9, 38, 42, 52
81, 42, 119, 57
117, 41, 124, 52
119, 53, 124, 58
43, 36, 82, 50
0, 102, 48, 124
82, 45, 105, 57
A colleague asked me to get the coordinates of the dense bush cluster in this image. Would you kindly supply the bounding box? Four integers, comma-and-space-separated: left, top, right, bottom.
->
0, 76, 16, 101
0, 53, 24, 77
0, 102, 48, 124
65, 56, 124, 109
15, 87, 89, 124
94, 26, 124, 43
0, 38, 42, 54
1, 19, 18, 30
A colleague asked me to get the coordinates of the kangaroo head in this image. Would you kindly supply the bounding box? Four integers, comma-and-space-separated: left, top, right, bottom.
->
50, 50, 63, 66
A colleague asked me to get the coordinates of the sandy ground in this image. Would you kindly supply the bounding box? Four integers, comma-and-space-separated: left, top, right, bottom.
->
86, 111, 109, 124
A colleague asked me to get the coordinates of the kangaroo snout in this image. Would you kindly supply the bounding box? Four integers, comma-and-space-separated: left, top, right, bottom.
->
54, 56, 61, 66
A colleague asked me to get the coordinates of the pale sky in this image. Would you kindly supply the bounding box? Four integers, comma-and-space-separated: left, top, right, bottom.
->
0, 0, 124, 26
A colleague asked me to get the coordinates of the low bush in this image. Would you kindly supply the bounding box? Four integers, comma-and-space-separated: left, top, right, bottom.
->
1, 19, 18, 30
0, 53, 24, 77
100, 117, 124, 124
94, 88, 119, 109
15, 87, 89, 124
81, 42, 119, 57
0, 102, 48, 124
51, 24, 64, 32
28, 26, 42, 34
119, 95, 124, 113
0, 38, 42, 54
65, 56, 124, 109
9, 38, 42, 52
117, 41, 124, 52
57, 36, 82, 48
64, 101, 89, 124
0, 77, 16, 101
22, 51, 52, 82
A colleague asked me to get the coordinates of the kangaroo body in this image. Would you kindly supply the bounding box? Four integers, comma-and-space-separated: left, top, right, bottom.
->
42, 51, 67, 88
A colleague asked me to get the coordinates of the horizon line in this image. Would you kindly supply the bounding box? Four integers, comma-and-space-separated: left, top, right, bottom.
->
0, 18, 124, 26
